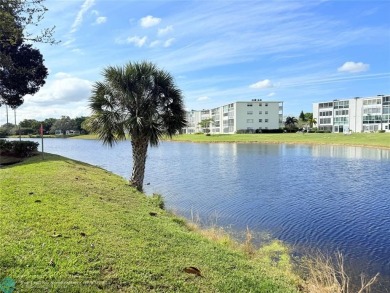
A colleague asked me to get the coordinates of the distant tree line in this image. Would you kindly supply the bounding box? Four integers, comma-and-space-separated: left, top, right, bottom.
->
0, 116, 90, 137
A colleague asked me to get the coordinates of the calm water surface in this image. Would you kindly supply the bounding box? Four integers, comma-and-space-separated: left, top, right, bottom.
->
10, 138, 390, 288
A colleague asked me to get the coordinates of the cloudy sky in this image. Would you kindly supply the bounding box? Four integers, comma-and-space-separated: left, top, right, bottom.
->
1, 0, 389, 125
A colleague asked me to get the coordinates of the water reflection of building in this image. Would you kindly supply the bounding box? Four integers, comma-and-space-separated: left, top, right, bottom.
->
311, 145, 390, 160
183, 99, 283, 134
313, 95, 390, 133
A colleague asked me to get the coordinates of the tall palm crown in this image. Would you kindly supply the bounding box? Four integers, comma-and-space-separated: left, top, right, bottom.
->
284, 116, 298, 132
89, 61, 186, 191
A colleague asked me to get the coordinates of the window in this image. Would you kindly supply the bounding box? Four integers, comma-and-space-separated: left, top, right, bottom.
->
363, 108, 381, 114
319, 118, 331, 124
265, 119, 269, 123
259, 111, 262, 114
319, 111, 332, 116
319, 102, 333, 108
259, 103, 262, 106
334, 100, 349, 109
265, 111, 268, 114
265, 103, 268, 106
383, 96, 390, 106
247, 119, 254, 123
247, 111, 253, 115
334, 117, 348, 124
247, 103, 253, 107
259, 119, 262, 122
363, 99, 381, 105
335, 110, 349, 116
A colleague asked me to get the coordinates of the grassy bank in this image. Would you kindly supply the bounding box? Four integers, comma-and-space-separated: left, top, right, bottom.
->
0, 154, 300, 292
169, 133, 390, 149
72, 133, 390, 149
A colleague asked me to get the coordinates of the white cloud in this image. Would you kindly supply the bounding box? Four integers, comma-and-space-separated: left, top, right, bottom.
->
70, 0, 95, 33
127, 36, 148, 47
62, 38, 76, 47
24, 73, 92, 106
337, 61, 369, 73
197, 96, 209, 101
140, 15, 161, 28
158, 25, 173, 36
267, 92, 276, 97
249, 79, 274, 89
95, 16, 107, 24
149, 40, 161, 48
164, 38, 175, 47
71, 48, 84, 54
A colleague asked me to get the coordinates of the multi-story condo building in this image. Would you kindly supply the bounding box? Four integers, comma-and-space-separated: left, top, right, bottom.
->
183, 99, 284, 134
313, 94, 390, 133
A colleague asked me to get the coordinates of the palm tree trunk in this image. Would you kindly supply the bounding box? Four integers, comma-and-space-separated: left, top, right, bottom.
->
130, 137, 148, 192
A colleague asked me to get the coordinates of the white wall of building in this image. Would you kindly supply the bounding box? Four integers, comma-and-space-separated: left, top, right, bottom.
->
313, 95, 390, 133
183, 99, 283, 134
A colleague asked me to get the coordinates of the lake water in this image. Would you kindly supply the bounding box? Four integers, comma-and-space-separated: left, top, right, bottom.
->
6, 138, 390, 289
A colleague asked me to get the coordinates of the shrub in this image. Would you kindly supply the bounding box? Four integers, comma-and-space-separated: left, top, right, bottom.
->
0, 139, 13, 152
259, 129, 284, 134
236, 129, 255, 134
150, 193, 165, 210
0, 140, 39, 157
0, 128, 10, 138
378, 130, 386, 133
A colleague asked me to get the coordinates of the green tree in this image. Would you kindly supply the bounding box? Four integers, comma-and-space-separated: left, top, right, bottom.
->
42, 117, 56, 134
74, 116, 89, 134
304, 112, 313, 121
19, 118, 40, 133
1, 0, 54, 111
0, 0, 57, 45
198, 118, 214, 133
0, 39, 48, 108
50, 116, 77, 134
284, 116, 298, 133
88, 61, 186, 191
308, 117, 317, 128
299, 111, 305, 121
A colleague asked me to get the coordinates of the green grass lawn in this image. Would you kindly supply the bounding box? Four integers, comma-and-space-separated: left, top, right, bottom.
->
72, 132, 390, 149
0, 154, 300, 292
169, 133, 390, 149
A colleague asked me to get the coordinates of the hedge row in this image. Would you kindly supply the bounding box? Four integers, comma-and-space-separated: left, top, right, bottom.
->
0, 140, 39, 157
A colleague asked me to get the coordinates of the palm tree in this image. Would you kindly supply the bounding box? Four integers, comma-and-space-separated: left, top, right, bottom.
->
308, 117, 317, 128
284, 116, 298, 132
88, 61, 186, 191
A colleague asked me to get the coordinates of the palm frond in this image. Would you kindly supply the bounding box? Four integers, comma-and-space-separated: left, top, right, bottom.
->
89, 60, 186, 147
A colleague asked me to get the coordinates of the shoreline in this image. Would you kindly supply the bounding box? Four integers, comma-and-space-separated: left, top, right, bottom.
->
1, 153, 384, 291
8, 133, 389, 150
167, 138, 390, 150
0, 153, 302, 292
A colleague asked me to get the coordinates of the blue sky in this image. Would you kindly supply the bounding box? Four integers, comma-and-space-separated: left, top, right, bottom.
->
2, 0, 390, 125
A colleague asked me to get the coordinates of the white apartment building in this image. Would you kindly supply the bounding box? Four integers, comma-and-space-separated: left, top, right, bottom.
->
183, 99, 284, 134
313, 94, 390, 133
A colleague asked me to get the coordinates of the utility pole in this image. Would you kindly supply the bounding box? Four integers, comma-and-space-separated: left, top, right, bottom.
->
6, 105, 9, 124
